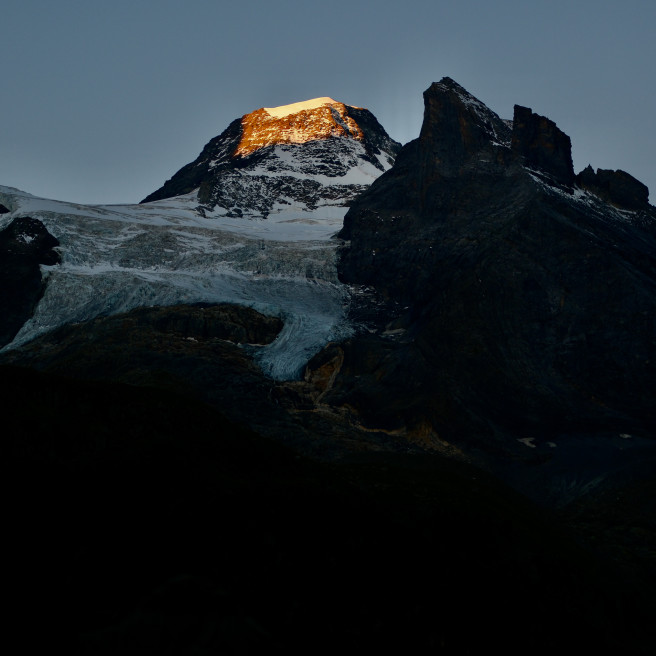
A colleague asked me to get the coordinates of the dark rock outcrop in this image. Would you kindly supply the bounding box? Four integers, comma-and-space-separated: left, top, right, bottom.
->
0, 203, 10, 214
577, 165, 650, 210
511, 104, 575, 185
0, 302, 421, 459
0, 217, 60, 347
336, 77, 656, 445
339, 78, 523, 303
416, 77, 513, 173
120, 302, 283, 345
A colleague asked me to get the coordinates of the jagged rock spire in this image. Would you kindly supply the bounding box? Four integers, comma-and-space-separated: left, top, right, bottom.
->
511, 105, 574, 185
576, 165, 649, 209
417, 77, 511, 173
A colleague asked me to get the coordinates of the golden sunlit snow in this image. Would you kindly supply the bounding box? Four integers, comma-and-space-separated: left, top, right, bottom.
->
263, 97, 339, 118
234, 99, 364, 157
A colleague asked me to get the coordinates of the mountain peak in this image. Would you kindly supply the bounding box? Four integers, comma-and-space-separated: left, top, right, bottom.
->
234, 97, 365, 157
415, 77, 512, 174
141, 97, 400, 208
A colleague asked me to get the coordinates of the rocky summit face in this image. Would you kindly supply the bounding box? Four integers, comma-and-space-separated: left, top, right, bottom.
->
336, 76, 656, 445
234, 97, 366, 157
142, 97, 401, 219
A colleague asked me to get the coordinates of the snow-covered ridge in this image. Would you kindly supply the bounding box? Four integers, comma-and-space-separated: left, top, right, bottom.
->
523, 169, 651, 229
263, 97, 347, 118
202, 139, 392, 221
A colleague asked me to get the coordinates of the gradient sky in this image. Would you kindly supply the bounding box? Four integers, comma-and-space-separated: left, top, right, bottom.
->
2, 0, 654, 205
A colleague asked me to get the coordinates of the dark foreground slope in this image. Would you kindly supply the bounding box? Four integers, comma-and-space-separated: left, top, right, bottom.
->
5, 363, 655, 655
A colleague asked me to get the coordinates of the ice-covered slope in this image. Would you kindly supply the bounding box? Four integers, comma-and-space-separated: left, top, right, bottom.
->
0, 185, 350, 379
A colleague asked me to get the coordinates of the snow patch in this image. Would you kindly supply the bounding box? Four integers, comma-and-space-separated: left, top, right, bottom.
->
517, 437, 537, 448
263, 97, 339, 118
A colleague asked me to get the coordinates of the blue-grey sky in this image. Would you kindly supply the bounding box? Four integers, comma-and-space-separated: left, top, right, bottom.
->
1, 0, 654, 205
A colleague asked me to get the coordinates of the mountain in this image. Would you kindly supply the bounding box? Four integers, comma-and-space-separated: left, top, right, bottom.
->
141, 97, 401, 219
3, 81, 656, 654
334, 77, 656, 452
3, 79, 655, 491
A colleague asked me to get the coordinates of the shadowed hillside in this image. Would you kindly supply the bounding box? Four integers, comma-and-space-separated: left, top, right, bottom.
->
5, 364, 655, 655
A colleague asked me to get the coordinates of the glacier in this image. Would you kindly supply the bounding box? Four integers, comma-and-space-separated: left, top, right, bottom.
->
0, 185, 355, 380
0, 95, 400, 379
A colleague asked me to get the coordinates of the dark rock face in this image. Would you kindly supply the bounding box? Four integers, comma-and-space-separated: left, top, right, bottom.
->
511, 104, 574, 185
0, 303, 416, 458
417, 77, 512, 173
336, 77, 656, 444
339, 78, 524, 303
0, 303, 302, 451
577, 164, 650, 209
0, 217, 60, 347
0, 203, 10, 214
120, 302, 283, 345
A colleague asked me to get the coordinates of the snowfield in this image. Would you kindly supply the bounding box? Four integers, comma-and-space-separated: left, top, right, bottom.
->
0, 185, 355, 380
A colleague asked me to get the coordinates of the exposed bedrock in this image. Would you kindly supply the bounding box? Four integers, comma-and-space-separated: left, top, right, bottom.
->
577, 165, 650, 210
511, 104, 575, 185
335, 77, 656, 443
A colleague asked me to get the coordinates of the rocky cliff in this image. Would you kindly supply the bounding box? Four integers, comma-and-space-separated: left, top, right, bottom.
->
511, 104, 575, 185
334, 77, 656, 444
